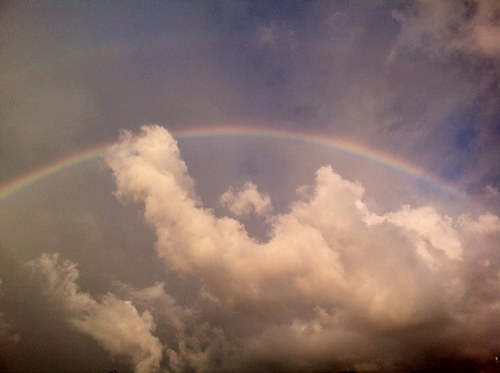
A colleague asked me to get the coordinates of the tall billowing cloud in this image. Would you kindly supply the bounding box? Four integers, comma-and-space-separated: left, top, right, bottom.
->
26, 253, 164, 373
103, 125, 500, 371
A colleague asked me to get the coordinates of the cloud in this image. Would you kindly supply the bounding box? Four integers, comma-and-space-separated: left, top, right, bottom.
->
387, 0, 500, 202
0, 280, 20, 346
389, 0, 500, 61
105, 125, 500, 371
485, 185, 499, 200
26, 253, 164, 373
116, 282, 233, 372
220, 182, 272, 217
256, 21, 297, 53
2, 2, 498, 370
358, 203, 463, 263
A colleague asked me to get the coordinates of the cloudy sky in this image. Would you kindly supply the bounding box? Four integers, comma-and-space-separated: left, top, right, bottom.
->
1, 1, 499, 372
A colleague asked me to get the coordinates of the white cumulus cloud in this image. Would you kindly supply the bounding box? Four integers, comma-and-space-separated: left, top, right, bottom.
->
104, 125, 500, 371
220, 182, 272, 217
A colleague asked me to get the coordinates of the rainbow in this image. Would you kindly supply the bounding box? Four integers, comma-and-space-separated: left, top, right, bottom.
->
0, 144, 111, 201
0, 125, 466, 201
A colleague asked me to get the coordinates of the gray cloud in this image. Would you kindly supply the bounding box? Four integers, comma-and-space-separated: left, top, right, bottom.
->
26, 253, 164, 373
0, 280, 20, 346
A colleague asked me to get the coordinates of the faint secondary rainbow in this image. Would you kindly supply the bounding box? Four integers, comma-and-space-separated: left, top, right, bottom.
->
0, 125, 466, 201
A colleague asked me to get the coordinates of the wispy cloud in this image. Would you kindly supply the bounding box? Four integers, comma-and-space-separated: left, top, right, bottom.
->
390, 0, 500, 60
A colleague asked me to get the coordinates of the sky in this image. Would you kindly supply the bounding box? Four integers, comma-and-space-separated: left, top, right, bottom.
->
0, 1, 499, 372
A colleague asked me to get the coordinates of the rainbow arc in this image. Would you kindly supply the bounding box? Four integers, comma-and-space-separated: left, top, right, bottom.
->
0, 126, 466, 201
